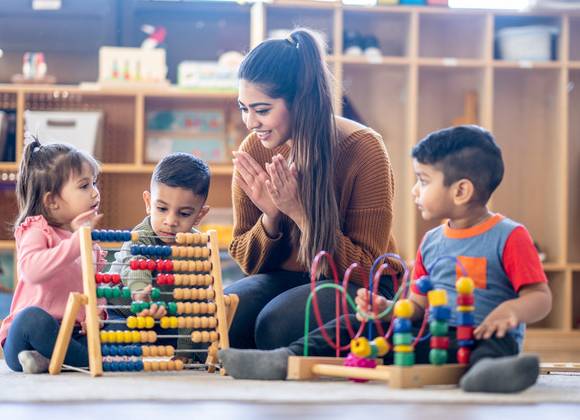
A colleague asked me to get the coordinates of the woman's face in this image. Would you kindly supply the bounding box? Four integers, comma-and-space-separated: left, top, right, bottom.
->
238, 80, 291, 149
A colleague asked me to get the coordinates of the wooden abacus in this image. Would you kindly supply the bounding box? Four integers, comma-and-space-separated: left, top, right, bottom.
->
48, 227, 238, 377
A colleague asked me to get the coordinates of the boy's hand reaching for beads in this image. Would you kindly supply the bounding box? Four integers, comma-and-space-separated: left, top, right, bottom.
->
71, 209, 103, 231
474, 303, 519, 340
355, 288, 392, 322
132, 285, 167, 318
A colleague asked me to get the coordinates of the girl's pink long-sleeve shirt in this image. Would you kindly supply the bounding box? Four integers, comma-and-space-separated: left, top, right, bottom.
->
0, 216, 105, 345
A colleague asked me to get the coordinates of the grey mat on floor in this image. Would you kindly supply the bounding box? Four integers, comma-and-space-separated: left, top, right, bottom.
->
0, 361, 579, 404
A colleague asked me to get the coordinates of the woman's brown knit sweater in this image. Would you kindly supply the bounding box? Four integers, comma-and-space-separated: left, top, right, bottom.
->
229, 128, 398, 286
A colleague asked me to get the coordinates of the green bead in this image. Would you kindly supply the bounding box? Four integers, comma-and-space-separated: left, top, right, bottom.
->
112, 287, 121, 298
429, 320, 449, 336
104, 287, 113, 299
122, 287, 131, 299
151, 288, 160, 300
96, 288, 104, 298
167, 302, 177, 315
142, 302, 151, 310
429, 349, 448, 365
130, 302, 140, 313
393, 333, 413, 346
394, 351, 415, 366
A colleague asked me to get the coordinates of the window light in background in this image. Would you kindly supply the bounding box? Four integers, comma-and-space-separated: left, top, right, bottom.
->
449, 0, 531, 9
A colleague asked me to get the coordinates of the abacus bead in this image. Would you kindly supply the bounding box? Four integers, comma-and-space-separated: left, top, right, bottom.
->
131, 231, 139, 242
175, 359, 184, 370
131, 245, 140, 255
456, 276, 475, 295
130, 260, 139, 270
394, 299, 414, 319
167, 302, 177, 315
160, 317, 170, 329
429, 349, 448, 365
147, 260, 156, 271
112, 274, 121, 284
151, 288, 161, 300
145, 317, 155, 329
127, 317, 138, 329
95, 273, 103, 283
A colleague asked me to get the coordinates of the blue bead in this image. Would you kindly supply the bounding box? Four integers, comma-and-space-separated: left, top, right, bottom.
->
393, 317, 412, 333
457, 339, 474, 347
110, 362, 119, 371
101, 345, 110, 356
109, 345, 118, 356
415, 276, 433, 294
135, 360, 144, 372
456, 312, 475, 326
120, 362, 129, 371
130, 245, 139, 256
103, 363, 110, 372
91, 231, 99, 241
429, 305, 452, 321
123, 231, 131, 241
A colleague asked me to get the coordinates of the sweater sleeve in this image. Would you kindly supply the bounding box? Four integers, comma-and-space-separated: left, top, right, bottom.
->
16, 220, 82, 285
331, 133, 398, 287
228, 135, 291, 274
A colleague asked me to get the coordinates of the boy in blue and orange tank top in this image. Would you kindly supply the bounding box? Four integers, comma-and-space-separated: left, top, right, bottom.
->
219, 125, 552, 393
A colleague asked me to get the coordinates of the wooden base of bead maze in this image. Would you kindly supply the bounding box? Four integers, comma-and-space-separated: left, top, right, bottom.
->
287, 356, 467, 389
49, 227, 238, 377
540, 362, 580, 374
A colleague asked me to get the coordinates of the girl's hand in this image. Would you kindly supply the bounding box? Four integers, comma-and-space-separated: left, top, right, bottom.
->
233, 151, 280, 219
355, 288, 392, 322
265, 155, 304, 228
71, 209, 103, 232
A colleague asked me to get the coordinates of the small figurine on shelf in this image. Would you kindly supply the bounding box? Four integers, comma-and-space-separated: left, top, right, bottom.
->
141, 25, 167, 50
11, 52, 56, 84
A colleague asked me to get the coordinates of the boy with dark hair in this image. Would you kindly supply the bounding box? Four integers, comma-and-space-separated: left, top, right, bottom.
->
108, 153, 210, 355
220, 125, 552, 394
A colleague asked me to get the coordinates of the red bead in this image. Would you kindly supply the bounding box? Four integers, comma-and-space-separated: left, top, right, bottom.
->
457, 347, 471, 364
130, 260, 139, 270
456, 325, 474, 341
157, 274, 166, 285
456, 294, 474, 306
147, 260, 156, 271
139, 260, 148, 270
103, 274, 111, 283
95, 273, 103, 283
164, 260, 173, 272
111, 274, 121, 284
155, 259, 163, 271
430, 336, 449, 350
166, 274, 175, 285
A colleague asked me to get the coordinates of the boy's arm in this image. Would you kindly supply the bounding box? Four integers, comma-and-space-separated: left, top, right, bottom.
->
474, 225, 552, 339
474, 282, 552, 340
112, 241, 153, 294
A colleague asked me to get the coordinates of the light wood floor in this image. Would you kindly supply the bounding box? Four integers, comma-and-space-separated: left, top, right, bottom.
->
2, 402, 580, 420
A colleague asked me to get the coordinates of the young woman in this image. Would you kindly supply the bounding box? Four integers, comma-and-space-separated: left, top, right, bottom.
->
226, 28, 399, 351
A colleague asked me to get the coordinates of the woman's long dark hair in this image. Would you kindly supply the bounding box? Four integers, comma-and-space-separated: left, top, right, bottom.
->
238, 28, 340, 273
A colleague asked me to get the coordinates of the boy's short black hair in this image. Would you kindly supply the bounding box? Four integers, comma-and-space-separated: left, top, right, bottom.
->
412, 125, 504, 205
152, 153, 210, 199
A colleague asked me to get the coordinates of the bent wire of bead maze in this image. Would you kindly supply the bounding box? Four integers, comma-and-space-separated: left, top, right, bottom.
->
286, 252, 474, 388
48, 227, 238, 377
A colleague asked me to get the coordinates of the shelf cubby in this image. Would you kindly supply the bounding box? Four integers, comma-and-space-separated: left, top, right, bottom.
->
492, 67, 564, 264
343, 8, 411, 58
419, 12, 487, 59
530, 269, 567, 330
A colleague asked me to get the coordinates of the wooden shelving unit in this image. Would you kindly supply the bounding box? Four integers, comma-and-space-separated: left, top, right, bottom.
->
1, 1, 580, 354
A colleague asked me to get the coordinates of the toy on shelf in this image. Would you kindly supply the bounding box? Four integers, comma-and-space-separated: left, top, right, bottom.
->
141, 25, 167, 50
287, 252, 474, 388
11, 52, 56, 85
48, 227, 239, 377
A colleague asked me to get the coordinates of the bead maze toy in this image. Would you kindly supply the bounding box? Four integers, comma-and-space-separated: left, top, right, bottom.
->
286, 252, 474, 388
48, 227, 238, 376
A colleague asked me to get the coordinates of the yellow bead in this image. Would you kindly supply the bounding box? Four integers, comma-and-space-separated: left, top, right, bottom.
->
131, 231, 139, 242
394, 299, 414, 319
350, 337, 371, 358
170, 317, 178, 329
137, 317, 146, 329
145, 316, 155, 329
373, 337, 390, 357
131, 331, 141, 343
393, 345, 413, 353
127, 316, 137, 329
160, 317, 170, 329
100, 331, 108, 343
456, 276, 475, 295
428, 289, 448, 307
123, 331, 132, 343
115, 331, 124, 343
457, 305, 475, 312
